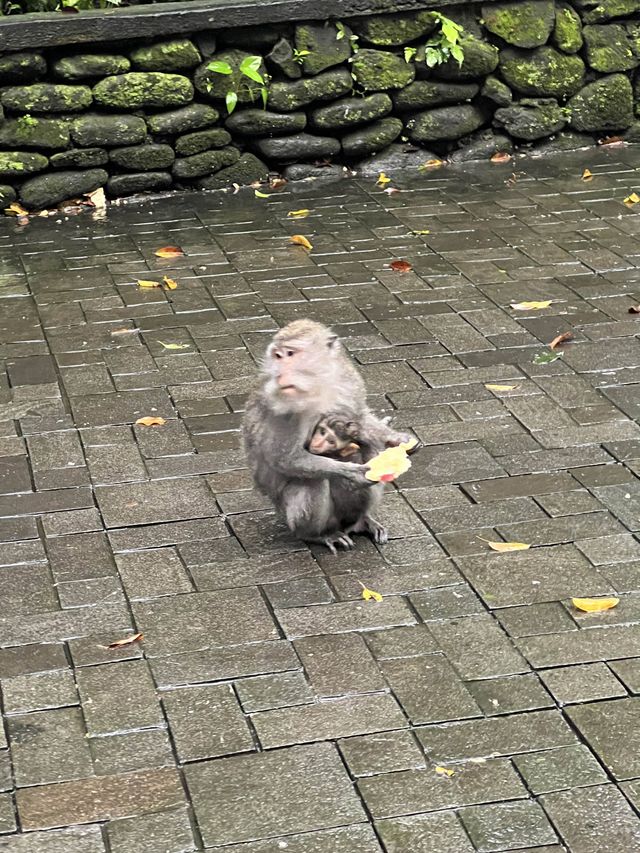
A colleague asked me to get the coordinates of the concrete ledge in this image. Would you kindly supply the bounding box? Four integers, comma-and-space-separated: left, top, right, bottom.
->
0, 0, 492, 51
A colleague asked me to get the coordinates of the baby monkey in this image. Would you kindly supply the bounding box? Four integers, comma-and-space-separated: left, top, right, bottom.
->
308, 411, 374, 464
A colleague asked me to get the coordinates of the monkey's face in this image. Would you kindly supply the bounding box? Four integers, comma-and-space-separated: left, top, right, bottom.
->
264, 336, 338, 409
308, 422, 340, 455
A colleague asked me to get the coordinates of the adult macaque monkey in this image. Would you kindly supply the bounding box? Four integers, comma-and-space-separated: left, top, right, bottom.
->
243, 320, 410, 553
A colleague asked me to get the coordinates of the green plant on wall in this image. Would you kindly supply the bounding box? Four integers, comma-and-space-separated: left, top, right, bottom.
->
424, 12, 464, 67
292, 48, 311, 64
336, 22, 359, 54
207, 55, 268, 114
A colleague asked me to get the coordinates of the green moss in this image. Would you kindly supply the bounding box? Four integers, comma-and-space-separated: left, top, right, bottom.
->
569, 73, 633, 130
53, 54, 131, 81
0, 151, 48, 178
553, 4, 583, 53
482, 1, 555, 48
578, 0, 640, 24
348, 10, 437, 46
1, 84, 92, 114
499, 46, 585, 99
341, 116, 402, 156
268, 69, 352, 111
130, 39, 201, 71
430, 35, 499, 81
93, 72, 193, 109
295, 22, 351, 75
583, 24, 637, 72
351, 49, 415, 92
494, 98, 566, 140
194, 49, 266, 105
0, 117, 69, 150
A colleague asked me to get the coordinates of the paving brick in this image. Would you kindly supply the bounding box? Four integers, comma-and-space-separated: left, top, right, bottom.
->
295, 633, 384, 697
427, 615, 529, 679
513, 744, 607, 794
568, 697, 640, 780
2, 671, 78, 715
77, 660, 163, 736
96, 477, 218, 527
460, 800, 557, 851
185, 743, 365, 847
276, 598, 416, 639
0, 826, 106, 853
89, 729, 174, 776
468, 673, 553, 716
236, 672, 313, 713
106, 807, 195, 853
115, 548, 193, 598
377, 811, 474, 853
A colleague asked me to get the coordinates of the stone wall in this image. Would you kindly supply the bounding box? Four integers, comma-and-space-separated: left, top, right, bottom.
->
1, 0, 640, 210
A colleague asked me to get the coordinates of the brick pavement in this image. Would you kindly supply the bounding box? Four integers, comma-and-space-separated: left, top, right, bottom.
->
1, 148, 640, 851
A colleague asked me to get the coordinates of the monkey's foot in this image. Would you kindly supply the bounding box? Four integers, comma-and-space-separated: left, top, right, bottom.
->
321, 532, 355, 555
348, 517, 388, 545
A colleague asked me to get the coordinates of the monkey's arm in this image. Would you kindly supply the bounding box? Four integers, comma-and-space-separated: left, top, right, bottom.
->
272, 449, 369, 482
360, 410, 411, 447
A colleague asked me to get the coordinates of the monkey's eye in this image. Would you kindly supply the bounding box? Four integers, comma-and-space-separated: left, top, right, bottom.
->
327, 439, 335, 448
273, 351, 283, 360
318, 427, 326, 436
286, 349, 295, 358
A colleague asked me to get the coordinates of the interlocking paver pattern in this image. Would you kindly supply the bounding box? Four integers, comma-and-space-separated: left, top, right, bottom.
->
1, 148, 640, 851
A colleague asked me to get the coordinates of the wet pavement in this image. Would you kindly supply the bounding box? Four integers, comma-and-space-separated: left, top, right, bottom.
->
1, 146, 640, 851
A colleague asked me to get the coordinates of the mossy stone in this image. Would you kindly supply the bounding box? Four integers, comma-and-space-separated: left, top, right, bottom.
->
71, 114, 147, 147
53, 55, 130, 81
0, 117, 69, 150
0, 52, 46, 84
583, 24, 637, 72
349, 11, 437, 46
194, 50, 267, 106
429, 35, 499, 82
175, 129, 232, 156
573, 0, 640, 24
146, 103, 219, 135
20, 168, 107, 210
499, 47, 585, 98
93, 72, 193, 109
494, 98, 566, 140
109, 143, 175, 171
407, 104, 487, 142
569, 73, 633, 130
1, 84, 92, 114
225, 109, 305, 136
269, 69, 352, 112
266, 38, 302, 80
172, 146, 240, 179
356, 143, 439, 177
130, 39, 201, 72
393, 81, 478, 112
351, 49, 415, 92
310, 93, 392, 130
107, 172, 172, 197
197, 152, 268, 189
553, 4, 584, 54
0, 151, 48, 179
450, 130, 513, 162
481, 76, 513, 107
50, 148, 108, 169
623, 121, 640, 142
341, 117, 402, 157
295, 22, 351, 76
481, 1, 555, 48
253, 132, 340, 163
0, 185, 17, 207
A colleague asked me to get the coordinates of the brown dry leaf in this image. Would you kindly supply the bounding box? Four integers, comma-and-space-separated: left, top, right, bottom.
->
480, 538, 531, 553
110, 327, 139, 336
491, 152, 512, 163
135, 416, 166, 427
390, 260, 412, 272
511, 300, 552, 311
376, 172, 391, 186
581, 168, 593, 182
435, 766, 455, 777
629, 305, 640, 314
87, 187, 107, 209
360, 582, 383, 602
157, 340, 190, 350
287, 209, 310, 219
549, 331, 574, 351
269, 176, 287, 190
600, 135, 624, 146
624, 192, 640, 206
108, 632, 143, 649
290, 234, 313, 251
162, 275, 178, 290
485, 383, 518, 392
5, 202, 29, 217
572, 597, 620, 613
137, 279, 160, 289
155, 245, 184, 258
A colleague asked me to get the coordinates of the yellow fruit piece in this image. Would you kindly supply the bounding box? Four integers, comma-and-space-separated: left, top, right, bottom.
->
365, 439, 417, 483
137, 279, 160, 288
572, 597, 620, 613
162, 276, 178, 290
435, 766, 455, 777
510, 300, 552, 310
624, 192, 640, 206
377, 172, 391, 186
135, 417, 166, 427
484, 384, 517, 392
290, 234, 313, 250
287, 209, 310, 218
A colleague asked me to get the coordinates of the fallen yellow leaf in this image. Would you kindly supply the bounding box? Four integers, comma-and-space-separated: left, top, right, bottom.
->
581, 168, 593, 182
511, 300, 552, 311
4, 202, 29, 217
484, 384, 518, 392
290, 234, 313, 251
287, 209, 310, 219
413, 229, 431, 235
377, 172, 391, 186
435, 766, 455, 777
360, 583, 383, 602
157, 341, 190, 350
365, 440, 417, 483
420, 158, 444, 170
572, 597, 620, 613
87, 187, 107, 208
624, 192, 640, 206
255, 189, 271, 198
155, 245, 184, 258
162, 275, 178, 290
135, 416, 166, 427
137, 279, 160, 288
108, 632, 143, 649
480, 539, 531, 553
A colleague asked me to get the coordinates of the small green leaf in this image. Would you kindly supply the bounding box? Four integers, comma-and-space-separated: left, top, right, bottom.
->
260, 86, 268, 109
208, 60, 233, 75
242, 65, 265, 85
533, 350, 563, 365
451, 43, 465, 65
225, 90, 238, 114
336, 21, 346, 39
404, 46, 417, 63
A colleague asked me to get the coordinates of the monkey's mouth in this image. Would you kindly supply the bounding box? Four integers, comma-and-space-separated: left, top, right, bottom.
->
279, 385, 298, 394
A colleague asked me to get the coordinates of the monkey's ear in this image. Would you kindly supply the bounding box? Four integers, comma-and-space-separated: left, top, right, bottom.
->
327, 333, 338, 349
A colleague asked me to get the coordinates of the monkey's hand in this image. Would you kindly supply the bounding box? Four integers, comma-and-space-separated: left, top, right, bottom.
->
341, 462, 377, 487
